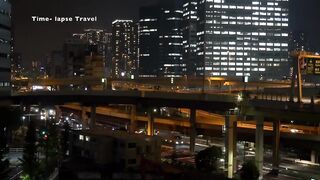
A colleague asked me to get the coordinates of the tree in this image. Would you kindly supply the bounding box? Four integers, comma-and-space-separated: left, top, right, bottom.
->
21, 120, 38, 180
61, 122, 70, 158
0, 107, 22, 175
195, 146, 222, 173
240, 161, 260, 180
39, 122, 60, 176
0, 114, 9, 174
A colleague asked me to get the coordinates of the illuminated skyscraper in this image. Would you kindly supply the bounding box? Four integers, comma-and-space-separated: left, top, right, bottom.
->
0, 0, 11, 94
196, 0, 290, 80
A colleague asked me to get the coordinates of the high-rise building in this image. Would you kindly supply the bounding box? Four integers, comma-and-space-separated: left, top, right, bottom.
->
111, 20, 138, 78
47, 51, 64, 78
158, 0, 185, 78
104, 32, 113, 77
196, 0, 290, 80
11, 53, 23, 79
73, 29, 108, 69
0, 0, 11, 94
139, 6, 160, 77
63, 38, 88, 78
139, 0, 185, 78
182, 0, 198, 77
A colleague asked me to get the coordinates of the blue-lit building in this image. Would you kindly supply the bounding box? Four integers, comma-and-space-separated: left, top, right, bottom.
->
196, 0, 290, 80
0, 0, 11, 95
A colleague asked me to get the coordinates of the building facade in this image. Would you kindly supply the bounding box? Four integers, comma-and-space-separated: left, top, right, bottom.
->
139, 6, 160, 77
70, 129, 161, 169
158, 0, 185, 78
63, 38, 88, 78
112, 20, 138, 78
0, 0, 11, 94
104, 32, 113, 77
182, 0, 199, 77
196, 0, 290, 80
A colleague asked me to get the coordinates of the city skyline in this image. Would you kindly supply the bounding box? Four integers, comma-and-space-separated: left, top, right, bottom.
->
2, 1, 320, 179
12, 0, 320, 70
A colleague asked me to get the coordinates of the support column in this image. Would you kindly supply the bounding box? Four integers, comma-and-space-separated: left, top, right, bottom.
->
89, 105, 96, 129
55, 106, 62, 122
255, 116, 264, 179
147, 109, 154, 136
129, 105, 137, 133
311, 150, 319, 164
190, 108, 196, 153
225, 114, 237, 179
81, 106, 88, 127
272, 119, 280, 175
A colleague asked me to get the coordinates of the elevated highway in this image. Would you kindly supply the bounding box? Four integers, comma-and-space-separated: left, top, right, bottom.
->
61, 104, 320, 145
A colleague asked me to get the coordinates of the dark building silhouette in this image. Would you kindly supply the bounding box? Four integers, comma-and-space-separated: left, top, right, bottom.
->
139, 6, 160, 77
0, 0, 11, 94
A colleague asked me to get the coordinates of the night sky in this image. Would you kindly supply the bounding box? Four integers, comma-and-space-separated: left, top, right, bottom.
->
11, 0, 320, 69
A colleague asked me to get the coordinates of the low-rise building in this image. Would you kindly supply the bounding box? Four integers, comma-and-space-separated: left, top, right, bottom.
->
69, 129, 161, 169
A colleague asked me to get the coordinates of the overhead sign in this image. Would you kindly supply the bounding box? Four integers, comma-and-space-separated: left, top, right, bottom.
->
303, 57, 320, 75
314, 59, 320, 75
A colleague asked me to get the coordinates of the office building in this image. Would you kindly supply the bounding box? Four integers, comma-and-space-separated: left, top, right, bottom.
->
47, 51, 65, 78
139, 6, 160, 77
139, 0, 185, 78
0, 0, 11, 94
196, 0, 290, 80
182, 0, 198, 77
11, 53, 23, 79
112, 20, 138, 78
63, 38, 88, 78
158, 0, 185, 78
104, 32, 113, 77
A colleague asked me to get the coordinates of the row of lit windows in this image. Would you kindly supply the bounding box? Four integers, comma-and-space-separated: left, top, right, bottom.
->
0, 82, 10, 87
201, 47, 287, 54
207, 21, 288, 26
209, 31, 288, 37
207, 42, 288, 47
219, 16, 288, 21
211, 5, 287, 12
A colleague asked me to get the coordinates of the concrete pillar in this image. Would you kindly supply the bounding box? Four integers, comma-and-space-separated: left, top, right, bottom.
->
190, 108, 197, 153
147, 109, 154, 136
129, 105, 137, 133
272, 119, 280, 174
55, 106, 62, 122
89, 105, 96, 128
255, 116, 264, 179
225, 114, 237, 179
311, 150, 319, 164
81, 106, 88, 127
